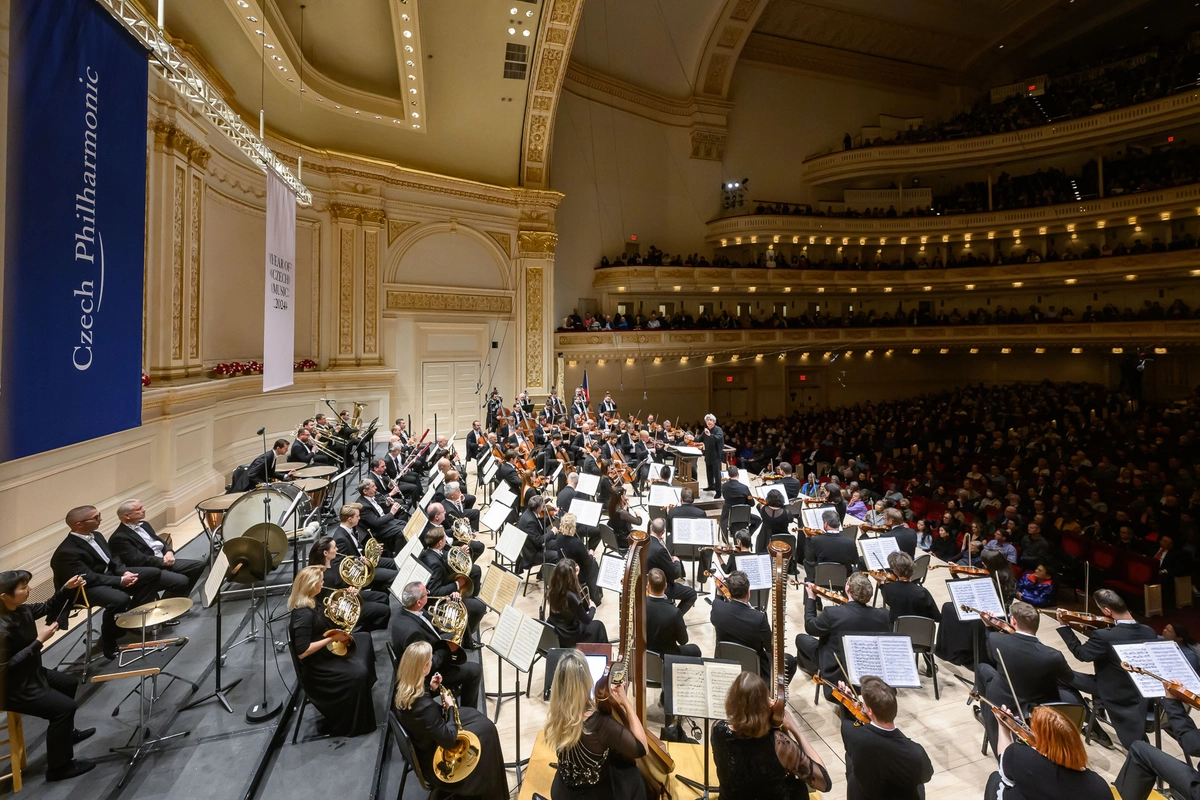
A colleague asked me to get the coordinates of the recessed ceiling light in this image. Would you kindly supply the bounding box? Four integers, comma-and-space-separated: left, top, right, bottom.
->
410, 100, 417, 106
526, 9, 533, 16
247, 15, 258, 22
412, 124, 420, 129
404, 45, 413, 52
510, 6, 518, 13
237, 0, 249, 6
411, 112, 420, 118
409, 88, 417, 94
264, 43, 274, 49
408, 74, 416, 81
354, 110, 360, 114
254, 29, 264, 35
316, 98, 323, 102
278, 66, 286, 71
272, 55, 281, 61
287, 77, 294, 82
393, 119, 400, 123
508, 27, 516, 34
402, 13, 409, 20
335, 105, 341, 109
522, 29, 530, 36
406, 60, 414, 67
375, 115, 381, 119
403, 30, 412, 38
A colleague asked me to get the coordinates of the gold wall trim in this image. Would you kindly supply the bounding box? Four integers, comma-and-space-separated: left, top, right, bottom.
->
388, 219, 419, 246
385, 289, 514, 314
487, 230, 512, 257
695, 0, 768, 99
525, 265, 545, 386
337, 227, 355, 356
520, 0, 584, 188
171, 165, 185, 360
188, 174, 202, 360
364, 228, 379, 356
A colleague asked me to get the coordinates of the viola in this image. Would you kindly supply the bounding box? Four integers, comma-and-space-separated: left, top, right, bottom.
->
961, 605, 1015, 634
1122, 662, 1200, 712
704, 570, 732, 599
812, 675, 869, 725
929, 563, 989, 576
1037, 608, 1115, 630
968, 690, 1036, 746
867, 569, 897, 585
806, 583, 847, 605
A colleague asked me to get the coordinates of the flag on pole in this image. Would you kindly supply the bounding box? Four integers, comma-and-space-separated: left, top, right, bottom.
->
581, 370, 590, 404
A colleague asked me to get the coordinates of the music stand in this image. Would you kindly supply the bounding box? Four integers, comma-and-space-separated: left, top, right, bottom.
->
183, 548, 254, 714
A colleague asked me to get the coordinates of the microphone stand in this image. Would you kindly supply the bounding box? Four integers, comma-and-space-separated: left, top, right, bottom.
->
246, 488, 282, 724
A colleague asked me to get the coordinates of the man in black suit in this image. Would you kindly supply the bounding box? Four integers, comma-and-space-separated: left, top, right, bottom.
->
878, 508, 918, 557
418, 527, 484, 639
646, 568, 700, 657
720, 465, 752, 533
647, 518, 697, 616
711, 571, 795, 682
667, 487, 707, 531
246, 439, 294, 486
428, 500, 484, 563
110, 499, 205, 601
496, 451, 524, 500
1116, 740, 1200, 800
390, 580, 481, 707
289, 428, 316, 466
49, 506, 162, 658
974, 600, 1076, 754
841, 676, 934, 799
777, 462, 802, 501
1058, 588, 1159, 749
356, 480, 407, 555
878, 551, 939, 623
514, 495, 551, 573
795, 573, 890, 696
331, 504, 398, 591
700, 413, 725, 496
371, 457, 419, 508
442, 481, 481, 534
465, 420, 483, 463
804, 509, 858, 583
629, 431, 654, 494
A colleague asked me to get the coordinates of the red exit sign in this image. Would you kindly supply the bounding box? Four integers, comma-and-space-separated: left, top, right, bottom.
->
726, 375, 733, 382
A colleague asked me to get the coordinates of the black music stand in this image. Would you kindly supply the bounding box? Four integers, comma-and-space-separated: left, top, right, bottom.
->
183, 548, 253, 714
664, 654, 738, 800
483, 643, 531, 785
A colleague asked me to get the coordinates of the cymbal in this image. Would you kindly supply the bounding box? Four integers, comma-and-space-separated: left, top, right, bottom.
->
221, 537, 270, 584
295, 465, 337, 479
116, 597, 194, 629
241, 522, 288, 569
196, 492, 245, 512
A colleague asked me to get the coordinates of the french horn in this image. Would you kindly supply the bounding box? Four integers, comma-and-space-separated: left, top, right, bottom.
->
430, 595, 469, 647
446, 545, 474, 597
432, 686, 480, 782
450, 516, 475, 545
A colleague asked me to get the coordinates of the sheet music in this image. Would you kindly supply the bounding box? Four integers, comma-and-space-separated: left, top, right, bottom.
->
418, 482, 437, 510
738, 553, 772, 591
1113, 641, 1200, 698
488, 605, 520, 657
571, 499, 603, 528
548, 462, 563, 482
859, 537, 901, 571
672, 517, 716, 546
390, 556, 433, 602
480, 500, 512, 533
509, 616, 543, 671
492, 482, 517, 508
843, 635, 921, 688
670, 663, 710, 717
431, 470, 445, 489
753, 484, 785, 501
574, 473, 600, 497
597, 553, 627, 593
403, 509, 429, 543
646, 464, 676, 485
801, 506, 832, 530
946, 578, 1006, 620
648, 483, 682, 508
482, 460, 498, 484
670, 445, 702, 456
496, 524, 528, 563
396, 531, 424, 566
706, 662, 742, 716
202, 550, 229, 608
843, 513, 867, 529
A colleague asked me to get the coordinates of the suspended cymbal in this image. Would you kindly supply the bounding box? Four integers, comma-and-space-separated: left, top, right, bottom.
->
221, 537, 270, 584
241, 522, 288, 569
116, 597, 194, 629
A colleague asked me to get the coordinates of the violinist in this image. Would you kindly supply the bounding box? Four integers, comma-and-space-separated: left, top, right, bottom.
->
580, 444, 601, 476
803, 509, 857, 583
777, 462, 802, 501
796, 574, 889, 699
711, 672, 832, 799
631, 431, 654, 495
599, 430, 619, 462
569, 421, 594, 465
878, 508, 918, 558
597, 459, 617, 509
756, 488, 795, 557
840, 676, 933, 800
973, 600, 1075, 755
1057, 588, 1157, 750
992, 706, 1110, 800
605, 491, 639, 552
545, 386, 565, 420
514, 495, 552, 574
711, 571, 783, 682
616, 420, 634, 458
569, 388, 589, 421
878, 552, 939, 624
496, 448, 523, 496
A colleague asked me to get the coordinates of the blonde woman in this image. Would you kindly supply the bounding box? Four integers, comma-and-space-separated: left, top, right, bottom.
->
287, 565, 377, 736
393, 641, 506, 798
557, 513, 602, 604
544, 649, 646, 799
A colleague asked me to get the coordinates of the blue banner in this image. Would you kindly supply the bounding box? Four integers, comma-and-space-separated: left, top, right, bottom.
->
2, 0, 149, 461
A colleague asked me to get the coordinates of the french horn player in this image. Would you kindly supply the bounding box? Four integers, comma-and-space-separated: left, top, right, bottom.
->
417, 521, 485, 641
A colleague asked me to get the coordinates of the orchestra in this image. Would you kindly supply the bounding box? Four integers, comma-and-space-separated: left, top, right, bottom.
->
11, 389, 1200, 800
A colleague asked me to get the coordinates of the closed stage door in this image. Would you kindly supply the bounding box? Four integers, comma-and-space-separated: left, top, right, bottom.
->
421, 361, 480, 440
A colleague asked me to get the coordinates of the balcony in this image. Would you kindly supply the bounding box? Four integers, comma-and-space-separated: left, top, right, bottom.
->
800, 92, 1200, 185
592, 249, 1200, 300
555, 321, 1197, 360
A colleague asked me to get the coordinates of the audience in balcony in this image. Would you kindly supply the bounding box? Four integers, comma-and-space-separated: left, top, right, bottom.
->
839, 41, 1200, 151
560, 298, 1195, 332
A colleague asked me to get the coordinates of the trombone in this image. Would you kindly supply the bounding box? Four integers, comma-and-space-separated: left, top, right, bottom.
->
306, 427, 345, 464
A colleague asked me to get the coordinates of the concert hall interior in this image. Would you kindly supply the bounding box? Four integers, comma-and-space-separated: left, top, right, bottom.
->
6, 1, 1200, 799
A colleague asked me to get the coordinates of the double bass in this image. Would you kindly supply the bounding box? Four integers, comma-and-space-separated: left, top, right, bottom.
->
593, 530, 674, 795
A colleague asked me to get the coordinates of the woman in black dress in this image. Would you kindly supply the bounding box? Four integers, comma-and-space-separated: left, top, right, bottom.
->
557, 513, 602, 605
605, 491, 639, 551
547, 559, 608, 646
287, 565, 377, 736
711, 671, 831, 800
987, 705, 1109, 800
545, 649, 646, 800
756, 488, 798, 552
934, 549, 1017, 667
307, 537, 390, 632
392, 641, 507, 799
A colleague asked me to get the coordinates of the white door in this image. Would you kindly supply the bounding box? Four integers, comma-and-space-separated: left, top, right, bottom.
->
421, 360, 481, 443
453, 361, 481, 437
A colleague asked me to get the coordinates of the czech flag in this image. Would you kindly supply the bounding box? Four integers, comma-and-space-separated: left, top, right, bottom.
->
581, 370, 590, 404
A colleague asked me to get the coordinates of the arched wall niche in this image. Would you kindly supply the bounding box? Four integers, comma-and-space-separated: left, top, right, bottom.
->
386, 223, 512, 290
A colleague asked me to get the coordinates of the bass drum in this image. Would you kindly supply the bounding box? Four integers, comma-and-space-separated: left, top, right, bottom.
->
222, 486, 308, 542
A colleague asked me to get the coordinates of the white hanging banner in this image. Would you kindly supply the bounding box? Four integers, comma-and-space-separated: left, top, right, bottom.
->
263, 170, 296, 392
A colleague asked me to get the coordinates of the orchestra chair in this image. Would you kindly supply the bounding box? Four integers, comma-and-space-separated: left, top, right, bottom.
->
48, 583, 104, 677
1042, 702, 1086, 731
597, 523, 625, 558
0, 712, 25, 793
645, 651, 665, 707
379, 709, 462, 800
714, 641, 760, 677
725, 506, 752, 538
911, 553, 931, 585
812, 562, 849, 592
541, 647, 575, 700
287, 632, 333, 745
525, 622, 562, 699
894, 616, 939, 700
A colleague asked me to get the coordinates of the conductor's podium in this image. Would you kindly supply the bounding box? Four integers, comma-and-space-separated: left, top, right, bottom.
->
519, 730, 822, 799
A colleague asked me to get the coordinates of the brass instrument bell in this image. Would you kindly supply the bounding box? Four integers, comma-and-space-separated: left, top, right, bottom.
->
446, 545, 474, 596
363, 536, 385, 569
432, 687, 481, 782
430, 595, 469, 647
450, 516, 475, 545
322, 590, 360, 656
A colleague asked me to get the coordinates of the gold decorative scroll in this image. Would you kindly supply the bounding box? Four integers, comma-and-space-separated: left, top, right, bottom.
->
388, 219, 419, 245
487, 230, 513, 258
525, 265, 544, 386
517, 231, 558, 256
386, 290, 513, 314
188, 174, 202, 360
364, 228, 379, 355
338, 227, 354, 355
171, 165, 185, 360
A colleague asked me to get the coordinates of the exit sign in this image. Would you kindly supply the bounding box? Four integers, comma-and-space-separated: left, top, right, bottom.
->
726, 375, 733, 382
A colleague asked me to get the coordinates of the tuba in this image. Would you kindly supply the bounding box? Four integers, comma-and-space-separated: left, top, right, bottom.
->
430, 595, 469, 646
446, 546, 474, 597
432, 687, 480, 782
450, 516, 475, 546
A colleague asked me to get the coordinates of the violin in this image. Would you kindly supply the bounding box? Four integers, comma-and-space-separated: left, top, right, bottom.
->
867, 569, 898, 585
704, 570, 732, 600
806, 583, 848, 605
929, 563, 989, 576
1122, 662, 1200, 712
961, 605, 1015, 634
1037, 608, 1115, 631
801, 526, 823, 538
759, 472, 783, 482
968, 690, 1036, 746
812, 675, 869, 725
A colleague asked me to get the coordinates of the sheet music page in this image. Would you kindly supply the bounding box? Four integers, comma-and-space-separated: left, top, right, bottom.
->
801, 507, 829, 530
705, 662, 743, 718
597, 553, 627, 593
574, 473, 600, 497
876, 636, 922, 688
571, 499, 603, 528
739, 553, 772, 591
409, 559, 431, 591
496, 524, 527, 563
390, 558, 417, 602
492, 483, 517, 508
480, 500, 512, 533
671, 446, 702, 456
752, 484, 776, 501
482, 460, 498, 483
397, 532, 424, 566
478, 566, 499, 607
670, 663, 710, 718
418, 482, 437, 510
843, 513, 867, 528
947, 578, 1005, 620
860, 538, 900, 571
202, 550, 229, 608
548, 462, 563, 481
1114, 642, 1200, 698
673, 518, 715, 546
494, 569, 520, 609
403, 509, 429, 543
648, 484, 682, 508
509, 615, 543, 671
843, 635, 885, 685
1146, 642, 1200, 695
431, 470, 445, 489
489, 605, 520, 658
